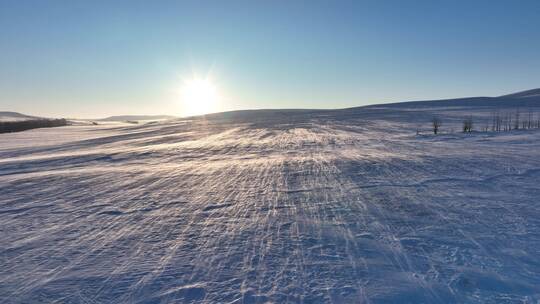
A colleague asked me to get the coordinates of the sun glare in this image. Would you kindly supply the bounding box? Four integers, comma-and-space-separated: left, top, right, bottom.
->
181, 78, 220, 116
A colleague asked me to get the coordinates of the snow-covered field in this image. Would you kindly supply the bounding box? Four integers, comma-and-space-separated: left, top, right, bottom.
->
1, 94, 540, 303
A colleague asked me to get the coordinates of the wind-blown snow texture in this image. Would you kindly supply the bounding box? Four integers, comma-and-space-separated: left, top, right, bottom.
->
1, 94, 540, 303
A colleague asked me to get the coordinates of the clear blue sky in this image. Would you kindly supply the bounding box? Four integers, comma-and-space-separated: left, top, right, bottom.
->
1, 0, 539, 118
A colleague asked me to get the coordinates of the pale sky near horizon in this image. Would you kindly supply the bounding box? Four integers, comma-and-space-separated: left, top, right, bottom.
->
1, 0, 540, 118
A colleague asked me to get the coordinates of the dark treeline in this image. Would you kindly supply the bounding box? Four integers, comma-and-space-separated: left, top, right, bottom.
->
0, 119, 68, 134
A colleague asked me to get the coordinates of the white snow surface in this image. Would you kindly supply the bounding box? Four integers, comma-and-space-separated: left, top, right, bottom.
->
1, 99, 540, 303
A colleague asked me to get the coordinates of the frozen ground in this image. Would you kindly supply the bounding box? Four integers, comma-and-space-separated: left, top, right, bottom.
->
1, 93, 540, 303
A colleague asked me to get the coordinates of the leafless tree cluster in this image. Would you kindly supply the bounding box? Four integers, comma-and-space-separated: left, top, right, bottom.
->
426, 108, 540, 135
490, 109, 540, 132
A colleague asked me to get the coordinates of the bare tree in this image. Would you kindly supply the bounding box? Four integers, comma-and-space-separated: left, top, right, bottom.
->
463, 116, 473, 133
494, 111, 502, 132
514, 109, 520, 130
491, 111, 497, 131
432, 117, 441, 135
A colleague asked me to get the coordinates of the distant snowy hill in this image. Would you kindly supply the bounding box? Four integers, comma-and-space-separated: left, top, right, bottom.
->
358, 88, 540, 110
0, 111, 41, 122
197, 88, 540, 128
499, 88, 540, 99
99, 115, 177, 121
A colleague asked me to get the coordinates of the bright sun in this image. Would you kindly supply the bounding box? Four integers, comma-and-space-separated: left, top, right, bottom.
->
181, 78, 220, 116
